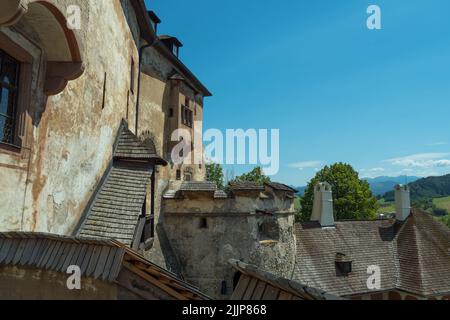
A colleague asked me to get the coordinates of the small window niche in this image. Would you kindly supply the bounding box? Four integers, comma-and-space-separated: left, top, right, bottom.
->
258, 219, 280, 242
198, 217, 208, 230
130, 58, 135, 94
335, 253, 352, 277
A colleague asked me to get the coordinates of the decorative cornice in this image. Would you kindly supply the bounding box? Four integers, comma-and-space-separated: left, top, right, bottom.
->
0, 0, 29, 27
44, 61, 84, 95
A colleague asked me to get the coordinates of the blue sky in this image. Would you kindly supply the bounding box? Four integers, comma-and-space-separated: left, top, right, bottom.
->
146, 0, 450, 185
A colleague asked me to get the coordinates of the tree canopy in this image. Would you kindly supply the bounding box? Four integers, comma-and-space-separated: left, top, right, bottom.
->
299, 163, 379, 221
205, 162, 224, 190
231, 166, 271, 185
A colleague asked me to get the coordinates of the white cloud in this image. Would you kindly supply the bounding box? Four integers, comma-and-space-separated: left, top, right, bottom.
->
385, 153, 450, 168
289, 160, 323, 170
359, 167, 386, 178
427, 142, 447, 146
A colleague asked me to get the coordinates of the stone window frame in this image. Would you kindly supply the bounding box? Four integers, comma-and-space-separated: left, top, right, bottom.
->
0, 31, 33, 155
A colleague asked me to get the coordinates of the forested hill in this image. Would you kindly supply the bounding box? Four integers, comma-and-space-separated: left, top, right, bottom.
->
383, 174, 450, 201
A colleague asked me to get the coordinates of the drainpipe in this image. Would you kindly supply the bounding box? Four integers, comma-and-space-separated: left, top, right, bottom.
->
135, 39, 159, 135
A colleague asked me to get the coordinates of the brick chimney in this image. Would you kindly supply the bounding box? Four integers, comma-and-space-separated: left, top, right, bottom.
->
395, 184, 411, 221
311, 182, 335, 227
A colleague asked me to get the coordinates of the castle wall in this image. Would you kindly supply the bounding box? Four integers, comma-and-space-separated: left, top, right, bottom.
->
162, 192, 297, 299
0, 0, 206, 241
0, 0, 142, 234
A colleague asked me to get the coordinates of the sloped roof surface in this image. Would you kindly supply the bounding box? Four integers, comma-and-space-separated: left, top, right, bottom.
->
265, 182, 298, 193
293, 210, 450, 297
0, 232, 211, 300
230, 260, 342, 300
114, 122, 166, 165
229, 182, 265, 191
396, 211, 450, 296
180, 181, 217, 192
78, 164, 152, 246
0, 233, 125, 282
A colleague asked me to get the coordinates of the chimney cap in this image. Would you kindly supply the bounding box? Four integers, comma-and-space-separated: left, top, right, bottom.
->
315, 182, 332, 191
395, 184, 409, 191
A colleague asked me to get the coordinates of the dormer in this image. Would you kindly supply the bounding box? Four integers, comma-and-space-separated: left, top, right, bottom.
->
148, 11, 161, 34
159, 35, 183, 58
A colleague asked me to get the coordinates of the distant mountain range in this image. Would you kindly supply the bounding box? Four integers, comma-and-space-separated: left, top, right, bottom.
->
363, 176, 420, 196
383, 174, 450, 201
292, 176, 420, 197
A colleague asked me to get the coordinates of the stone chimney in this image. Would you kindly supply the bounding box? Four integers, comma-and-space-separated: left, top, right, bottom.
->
395, 184, 411, 221
311, 182, 335, 227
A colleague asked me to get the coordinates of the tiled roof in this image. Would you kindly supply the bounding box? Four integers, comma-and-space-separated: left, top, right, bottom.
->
214, 190, 228, 199
293, 210, 450, 297
77, 164, 152, 246
0, 232, 211, 300
396, 211, 450, 296
265, 182, 298, 193
229, 182, 265, 191
230, 260, 342, 300
163, 190, 179, 199
180, 181, 217, 192
0, 232, 125, 282
77, 120, 167, 247
114, 122, 167, 165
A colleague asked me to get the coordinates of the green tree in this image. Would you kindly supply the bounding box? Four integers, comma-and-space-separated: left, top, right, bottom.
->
232, 166, 271, 185
438, 214, 450, 229
300, 163, 379, 221
206, 162, 224, 190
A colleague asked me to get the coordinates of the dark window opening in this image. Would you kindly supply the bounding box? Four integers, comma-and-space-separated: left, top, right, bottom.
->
233, 272, 242, 290
176, 169, 181, 180
130, 58, 135, 94
102, 72, 107, 109
221, 281, 228, 296
0, 49, 20, 146
169, 107, 174, 117
181, 105, 193, 127
335, 253, 352, 277
199, 217, 208, 229
173, 45, 179, 57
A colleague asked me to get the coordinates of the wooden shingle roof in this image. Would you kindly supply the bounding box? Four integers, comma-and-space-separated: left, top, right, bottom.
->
229, 182, 265, 191
114, 121, 167, 165
180, 181, 217, 192
77, 164, 152, 246
0, 232, 211, 300
0, 233, 125, 282
265, 182, 298, 193
230, 260, 342, 300
293, 210, 450, 297
77, 120, 167, 247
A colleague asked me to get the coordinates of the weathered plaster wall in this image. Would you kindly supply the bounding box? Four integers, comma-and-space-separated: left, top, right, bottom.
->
163, 194, 296, 299
0, 0, 140, 234
136, 44, 207, 269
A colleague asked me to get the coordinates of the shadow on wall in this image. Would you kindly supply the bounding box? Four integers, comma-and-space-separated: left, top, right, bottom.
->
155, 223, 183, 277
